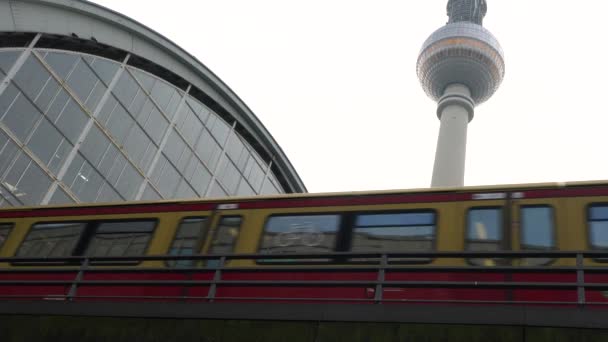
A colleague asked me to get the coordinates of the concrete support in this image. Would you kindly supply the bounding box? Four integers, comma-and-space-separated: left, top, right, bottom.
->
431, 84, 475, 188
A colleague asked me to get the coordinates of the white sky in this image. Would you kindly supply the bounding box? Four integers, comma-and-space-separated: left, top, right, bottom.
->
91, 0, 608, 193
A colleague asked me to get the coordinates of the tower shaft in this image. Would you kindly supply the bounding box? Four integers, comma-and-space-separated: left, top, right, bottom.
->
431, 84, 474, 188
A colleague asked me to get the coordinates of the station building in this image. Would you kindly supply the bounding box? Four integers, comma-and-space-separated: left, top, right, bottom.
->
0, 0, 306, 207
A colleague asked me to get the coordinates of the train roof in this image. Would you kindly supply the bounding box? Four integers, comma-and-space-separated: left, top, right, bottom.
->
3, 180, 608, 213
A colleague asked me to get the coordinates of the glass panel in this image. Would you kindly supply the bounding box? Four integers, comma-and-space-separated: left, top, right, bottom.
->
105, 102, 134, 144
12, 55, 51, 101
352, 212, 436, 262
85, 220, 155, 257
80, 124, 111, 167
0, 131, 20, 177
2, 92, 41, 141
112, 71, 139, 108
589, 205, 608, 251
520, 205, 555, 266
89, 57, 119, 86
195, 129, 221, 170
45, 88, 70, 123
149, 80, 176, 114
244, 157, 265, 191
207, 114, 230, 144
123, 124, 153, 169
176, 105, 203, 147
467, 207, 503, 266
16, 222, 86, 258
34, 77, 61, 112
186, 98, 209, 124
141, 183, 162, 200
155, 158, 180, 198
65, 153, 107, 202
0, 50, 21, 74
48, 188, 75, 205
0, 223, 13, 250
130, 68, 155, 93
2, 153, 52, 205
96, 182, 122, 203
189, 160, 211, 196
115, 163, 143, 200
208, 216, 241, 255
43, 51, 78, 80
164, 129, 187, 166
521, 206, 554, 249
167, 217, 208, 268
175, 179, 197, 199
259, 214, 339, 261
143, 107, 168, 145
54, 99, 88, 144
236, 179, 255, 196
260, 178, 280, 195
26, 117, 67, 167
208, 181, 227, 198
65, 59, 99, 105
0, 83, 19, 119
218, 158, 241, 195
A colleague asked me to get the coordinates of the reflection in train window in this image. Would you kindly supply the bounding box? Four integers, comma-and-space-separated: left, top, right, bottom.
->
520, 205, 555, 265
85, 220, 156, 257
466, 207, 503, 266
167, 217, 208, 268
589, 204, 608, 254
351, 211, 436, 253
208, 216, 242, 255
16, 222, 86, 258
259, 214, 340, 255
0, 223, 13, 251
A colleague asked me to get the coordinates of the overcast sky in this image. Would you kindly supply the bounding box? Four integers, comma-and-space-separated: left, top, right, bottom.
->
91, 0, 608, 193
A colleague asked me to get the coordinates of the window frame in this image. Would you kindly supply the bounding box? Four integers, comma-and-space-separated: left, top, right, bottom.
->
465, 206, 505, 266
165, 216, 210, 268
0, 223, 14, 252
347, 209, 438, 265
587, 203, 608, 262
256, 212, 343, 265
13, 218, 157, 265
207, 215, 243, 256
518, 204, 557, 266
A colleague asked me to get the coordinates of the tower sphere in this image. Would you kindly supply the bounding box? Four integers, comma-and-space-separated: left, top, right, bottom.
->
416, 22, 505, 105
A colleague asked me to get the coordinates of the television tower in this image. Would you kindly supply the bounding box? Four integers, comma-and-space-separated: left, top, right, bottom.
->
417, 0, 505, 187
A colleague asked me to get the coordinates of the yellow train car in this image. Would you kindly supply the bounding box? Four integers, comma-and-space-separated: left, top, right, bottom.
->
0, 181, 607, 304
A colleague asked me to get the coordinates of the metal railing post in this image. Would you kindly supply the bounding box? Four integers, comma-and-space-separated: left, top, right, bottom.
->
67, 257, 89, 301
207, 256, 226, 303
576, 252, 586, 306
374, 254, 388, 304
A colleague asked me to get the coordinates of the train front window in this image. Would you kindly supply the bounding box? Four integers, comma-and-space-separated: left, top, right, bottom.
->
589, 205, 608, 253
0, 223, 14, 251
16, 222, 86, 258
167, 217, 208, 267
350, 211, 436, 262
466, 207, 503, 266
84, 220, 156, 257
259, 214, 340, 256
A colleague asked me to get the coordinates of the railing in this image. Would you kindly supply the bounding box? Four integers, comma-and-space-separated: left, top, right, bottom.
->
0, 251, 608, 306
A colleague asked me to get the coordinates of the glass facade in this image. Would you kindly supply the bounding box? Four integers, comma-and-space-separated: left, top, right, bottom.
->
0, 48, 286, 207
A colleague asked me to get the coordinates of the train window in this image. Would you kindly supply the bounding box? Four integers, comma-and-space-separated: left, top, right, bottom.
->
589, 205, 608, 254
466, 207, 503, 266
0, 223, 14, 250
84, 220, 156, 257
258, 214, 341, 257
208, 216, 242, 255
520, 205, 555, 265
350, 211, 436, 262
16, 222, 87, 258
167, 217, 208, 267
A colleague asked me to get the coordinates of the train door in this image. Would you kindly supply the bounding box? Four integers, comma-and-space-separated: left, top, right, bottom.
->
509, 195, 568, 303
458, 194, 509, 302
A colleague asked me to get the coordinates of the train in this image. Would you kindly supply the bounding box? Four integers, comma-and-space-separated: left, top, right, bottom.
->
0, 180, 608, 304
